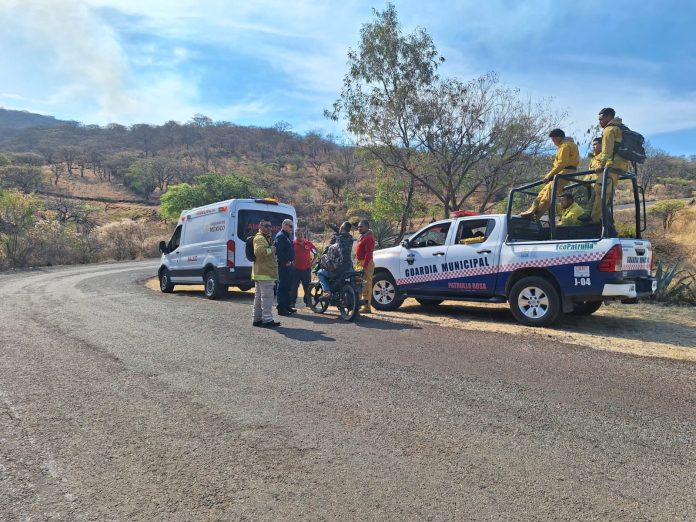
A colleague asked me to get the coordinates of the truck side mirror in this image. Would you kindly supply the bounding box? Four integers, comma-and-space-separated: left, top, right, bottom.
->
159, 241, 169, 254
401, 239, 410, 249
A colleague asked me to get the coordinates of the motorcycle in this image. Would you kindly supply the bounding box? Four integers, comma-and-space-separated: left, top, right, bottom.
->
308, 269, 366, 321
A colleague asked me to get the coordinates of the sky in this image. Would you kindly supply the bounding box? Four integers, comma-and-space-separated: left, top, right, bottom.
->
1, 0, 695, 156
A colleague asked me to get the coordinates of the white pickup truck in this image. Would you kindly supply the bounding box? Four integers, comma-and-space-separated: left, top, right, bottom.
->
370, 169, 656, 326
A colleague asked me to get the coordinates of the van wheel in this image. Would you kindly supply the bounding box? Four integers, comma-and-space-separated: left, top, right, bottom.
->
570, 301, 602, 315
509, 276, 560, 327
371, 273, 404, 311
204, 270, 226, 300
237, 284, 253, 292
159, 269, 175, 293
415, 298, 443, 307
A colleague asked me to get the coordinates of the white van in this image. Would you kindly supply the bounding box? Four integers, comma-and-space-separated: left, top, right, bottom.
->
157, 198, 296, 299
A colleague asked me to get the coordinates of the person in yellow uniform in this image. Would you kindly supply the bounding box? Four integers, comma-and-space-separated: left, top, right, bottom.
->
590, 108, 631, 223
520, 129, 580, 220
557, 193, 584, 226
579, 137, 603, 219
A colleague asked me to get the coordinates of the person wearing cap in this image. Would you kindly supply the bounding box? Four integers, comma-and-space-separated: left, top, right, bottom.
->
557, 193, 584, 226
520, 129, 580, 220
589, 108, 630, 223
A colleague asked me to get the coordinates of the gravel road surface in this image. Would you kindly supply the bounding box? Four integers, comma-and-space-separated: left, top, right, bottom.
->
1, 261, 694, 520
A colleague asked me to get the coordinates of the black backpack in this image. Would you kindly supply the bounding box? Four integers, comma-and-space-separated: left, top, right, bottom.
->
609, 123, 646, 164
245, 235, 257, 262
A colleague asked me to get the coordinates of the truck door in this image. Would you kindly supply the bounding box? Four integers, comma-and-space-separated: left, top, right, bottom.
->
166, 225, 184, 281
442, 218, 501, 296
398, 222, 452, 295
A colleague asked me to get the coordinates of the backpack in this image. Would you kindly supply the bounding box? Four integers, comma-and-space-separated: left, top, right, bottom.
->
320, 242, 343, 271
245, 235, 257, 262
609, 123, 646, 164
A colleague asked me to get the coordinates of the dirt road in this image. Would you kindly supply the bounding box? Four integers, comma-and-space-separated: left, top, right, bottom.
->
1, 261, 694, 520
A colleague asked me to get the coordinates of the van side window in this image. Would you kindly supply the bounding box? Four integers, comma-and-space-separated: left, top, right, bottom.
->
169, 225, 182, 251
455, 219, 493, 245
410, 223, 451, 248
237, 210, 292, 239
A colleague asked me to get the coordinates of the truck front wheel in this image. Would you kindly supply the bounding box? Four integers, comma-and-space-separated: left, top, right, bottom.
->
509, 276, 561, 327
371, 273, 404, 311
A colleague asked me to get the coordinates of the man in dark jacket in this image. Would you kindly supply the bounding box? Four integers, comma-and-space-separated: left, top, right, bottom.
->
274, 219, 295, 316
332, 221, 354, 275
317, 221, 354, 300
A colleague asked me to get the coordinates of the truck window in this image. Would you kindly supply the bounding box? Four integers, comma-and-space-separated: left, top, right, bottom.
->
168, 225, 182, 251
237, 210, 293, 240
455, 219, 493, 244
409, 223, 451, 248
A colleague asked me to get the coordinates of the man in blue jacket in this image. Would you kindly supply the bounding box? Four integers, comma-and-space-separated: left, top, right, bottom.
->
274, 219, 295, 316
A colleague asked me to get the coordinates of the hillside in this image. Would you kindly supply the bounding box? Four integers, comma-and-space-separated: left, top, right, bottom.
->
0, 108, 74, 131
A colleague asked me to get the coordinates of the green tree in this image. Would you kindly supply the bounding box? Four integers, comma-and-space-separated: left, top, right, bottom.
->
0, 189, 42, 266
649, 199, 687, 230
159, 172, 262, 221
123, 159, 159, 198
326, 3, 442, 239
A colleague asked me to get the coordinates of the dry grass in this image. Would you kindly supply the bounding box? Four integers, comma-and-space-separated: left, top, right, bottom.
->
667, 206, 696, 270
44, 166, 147, 202
642, 206, 696, 272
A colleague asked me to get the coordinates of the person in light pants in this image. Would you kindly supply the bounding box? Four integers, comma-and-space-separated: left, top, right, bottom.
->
252, 217, 280, 328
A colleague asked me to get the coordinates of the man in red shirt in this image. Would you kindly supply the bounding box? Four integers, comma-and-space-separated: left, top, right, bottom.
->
356, 219, 376, 313
291, 228, 317, 308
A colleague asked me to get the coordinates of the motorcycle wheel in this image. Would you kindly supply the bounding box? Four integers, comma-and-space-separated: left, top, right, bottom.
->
308, 283, 329, 313
338, 284, 359, 321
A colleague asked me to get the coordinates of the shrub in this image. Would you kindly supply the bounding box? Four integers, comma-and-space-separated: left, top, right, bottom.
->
0, 190, 41, 267
95, 219, 161, 261
0, 165, 45, 191
652, 261, 696, 305
371, 220, 398, 249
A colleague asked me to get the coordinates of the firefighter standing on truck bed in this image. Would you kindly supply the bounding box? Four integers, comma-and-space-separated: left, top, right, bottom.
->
520, 128, 580, 220
589, 107, 631, 223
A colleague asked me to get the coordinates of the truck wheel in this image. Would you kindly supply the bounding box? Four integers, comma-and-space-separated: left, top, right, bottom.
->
159, 269, 175, 293
570, 301, 602, 316
509, 276, 561, 327
415, 298, 443, 307
371, 273, 404, 311
237, 284, 253, 292
204, 270, 226, 300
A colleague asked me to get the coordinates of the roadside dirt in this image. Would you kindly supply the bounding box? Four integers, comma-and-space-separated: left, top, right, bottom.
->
145, 278, 696, 363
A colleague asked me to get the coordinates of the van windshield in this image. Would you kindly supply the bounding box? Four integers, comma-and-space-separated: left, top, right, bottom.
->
237, 209, 292, 239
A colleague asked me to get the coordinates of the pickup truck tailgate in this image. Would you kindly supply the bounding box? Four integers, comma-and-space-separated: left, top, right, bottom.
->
620, 239, 652, 274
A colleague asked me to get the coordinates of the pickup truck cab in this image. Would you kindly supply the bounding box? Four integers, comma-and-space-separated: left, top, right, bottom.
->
157, 198, 296, 299
370, 169, 656, 326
